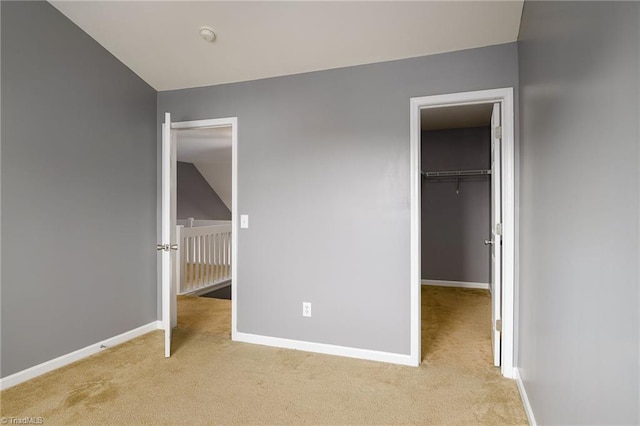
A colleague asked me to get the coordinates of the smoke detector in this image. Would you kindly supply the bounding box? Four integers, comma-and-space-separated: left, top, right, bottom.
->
199, 26, 216, 43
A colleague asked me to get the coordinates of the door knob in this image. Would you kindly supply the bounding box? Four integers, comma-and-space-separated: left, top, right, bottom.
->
170, 244, 178, 251
157, 244, 179, 252
484, 239, 494, 245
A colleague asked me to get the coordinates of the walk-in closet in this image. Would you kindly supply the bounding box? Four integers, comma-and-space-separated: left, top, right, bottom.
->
420, 104, 494, 368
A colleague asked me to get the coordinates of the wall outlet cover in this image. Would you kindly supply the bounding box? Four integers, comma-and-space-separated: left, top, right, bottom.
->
302, 302, 311, 317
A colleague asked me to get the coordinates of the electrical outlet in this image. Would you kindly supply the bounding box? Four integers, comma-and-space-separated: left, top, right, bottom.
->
302, 302, 311, 317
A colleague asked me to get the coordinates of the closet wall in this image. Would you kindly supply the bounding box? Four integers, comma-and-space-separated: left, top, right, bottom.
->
421, 126, 490, 284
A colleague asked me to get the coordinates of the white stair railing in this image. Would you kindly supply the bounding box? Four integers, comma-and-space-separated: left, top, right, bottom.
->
176, 223, 232, 295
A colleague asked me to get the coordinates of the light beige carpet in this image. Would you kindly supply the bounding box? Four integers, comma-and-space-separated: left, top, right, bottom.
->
0, 286, 527, 425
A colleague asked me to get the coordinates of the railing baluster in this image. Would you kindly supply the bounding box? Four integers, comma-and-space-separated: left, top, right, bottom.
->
206, 233, 211, 285
199, 235, 205, 288
195, 235, 199, 287
223, 232, 227, 280
221, 232, 225, 281
227, 231, 231, 280
201, 234, 205, 287
176, 226, 184, 295
212, 232, 217, 283
213, 232, 218, 282
176, 223, 232, 294
191, 236, 196, 291
186, 236, 191, 291
202, 233, 207, 286
218, 232, 222, 281
205, 235, 209, 286
227, 232, 231, 278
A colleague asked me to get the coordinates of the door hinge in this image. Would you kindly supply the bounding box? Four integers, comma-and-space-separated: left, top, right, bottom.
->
496, 319, 502, 333
495, 223, 503, 236
495, 126, 502, 139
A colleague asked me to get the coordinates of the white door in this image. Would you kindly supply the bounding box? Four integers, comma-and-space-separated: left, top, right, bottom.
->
160, 112, 177, 358
488, 103, 502, 366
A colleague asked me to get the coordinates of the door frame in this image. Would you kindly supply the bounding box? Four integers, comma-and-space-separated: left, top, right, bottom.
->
163, 116, 239, 342
409, 88, 515, 378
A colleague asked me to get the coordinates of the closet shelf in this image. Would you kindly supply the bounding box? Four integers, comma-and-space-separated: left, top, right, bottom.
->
421, 169, 491, 178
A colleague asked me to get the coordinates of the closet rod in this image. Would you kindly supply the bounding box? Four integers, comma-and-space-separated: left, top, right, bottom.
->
421, 169, 491, 178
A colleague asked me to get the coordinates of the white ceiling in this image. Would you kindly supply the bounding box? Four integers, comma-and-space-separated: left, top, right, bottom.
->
49, 1, 524, 91
421, 103, 493, 130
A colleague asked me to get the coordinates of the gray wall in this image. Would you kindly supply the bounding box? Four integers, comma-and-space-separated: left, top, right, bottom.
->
518, 2, 639, 424
1, 1, 157, 377
421, 127, 490, 283
177, 162, 231, 220
159, 43, 518, 355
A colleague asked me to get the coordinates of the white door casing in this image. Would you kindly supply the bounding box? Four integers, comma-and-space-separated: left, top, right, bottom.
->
410, 88, 515, 378
489, 102, 502, 367
162, 116, 239, 352
170, 124, 178, 331
161, 112, 177, 358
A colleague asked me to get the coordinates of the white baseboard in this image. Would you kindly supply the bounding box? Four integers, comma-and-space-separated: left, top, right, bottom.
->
234, 332, 418, 367
421, 279, 489, 290
0, 321, 162, 391
514, 367, 537, 426
182, 279, 231, 297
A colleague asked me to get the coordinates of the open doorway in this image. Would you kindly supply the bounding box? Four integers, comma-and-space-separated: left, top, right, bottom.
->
420, 104, 495, 370
409, 88, 515, 378
160, 115, 238, 358
174, 127, 233, 335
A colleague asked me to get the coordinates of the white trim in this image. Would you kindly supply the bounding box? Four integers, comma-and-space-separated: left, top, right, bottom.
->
235, 332, 414, 366
514, 368, 537, 426
168, 116, 238, 343
409, 95, 422, 367
171, 118, 232, 130
0, 321, 162, 391
410, 88, 516, 378
421, 279, 489, 290
183, 279, 231, 296
231, 119, 238, 341
500, 90, 516, 379
162, 113, 172, 358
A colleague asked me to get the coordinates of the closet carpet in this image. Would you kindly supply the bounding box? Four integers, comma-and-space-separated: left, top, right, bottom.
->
0, 287, 527, 425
